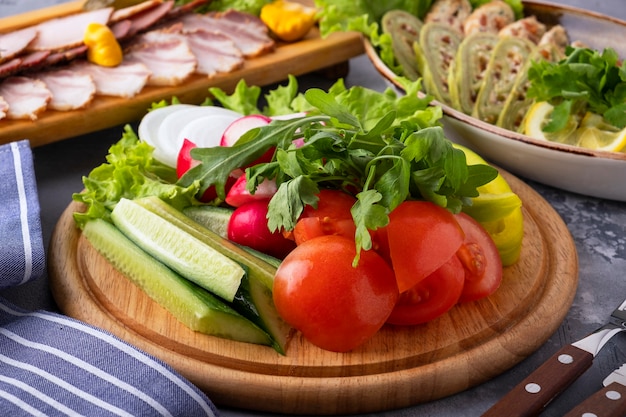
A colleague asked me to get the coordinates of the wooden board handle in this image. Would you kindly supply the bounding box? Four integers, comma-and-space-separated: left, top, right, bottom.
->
481, 344, 593, 417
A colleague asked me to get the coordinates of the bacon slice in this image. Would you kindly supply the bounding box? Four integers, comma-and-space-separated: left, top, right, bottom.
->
110, 0, 163, 22
185, 30, 244, 77
26, 8, 113, 52
125, 38, 196, 86
124, 0, 175, 38
137, 25, 244, 77
0, 76, 52, 120
70, 60, 151, 98
0, 58, 23, 79
179, 11, 275, 57
0, 27, 38, 64
37, 69, 96, 111
0, 96, 8, 121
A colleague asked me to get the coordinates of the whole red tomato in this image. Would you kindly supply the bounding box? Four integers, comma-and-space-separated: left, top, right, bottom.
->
273, 235, 399, 352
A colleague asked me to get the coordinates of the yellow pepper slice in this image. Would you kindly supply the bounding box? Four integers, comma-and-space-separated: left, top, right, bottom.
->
260, 0, 317, 42
83, 22, 123, 67
454, 143, 524, 266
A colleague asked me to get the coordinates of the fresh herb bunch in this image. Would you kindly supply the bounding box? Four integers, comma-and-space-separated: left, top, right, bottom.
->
179, 77, 498, 257
527, 46, 626, 131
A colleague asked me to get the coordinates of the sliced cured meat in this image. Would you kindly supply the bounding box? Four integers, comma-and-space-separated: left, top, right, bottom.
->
185, 30, 244, 77
0, 76, 52, 120
179, 12, 274, 57
0, 97, 8, 121
124, 0, 175, 38
0, 58, 23, 79
17, 51, 51, 71
44, 45, 88, 66
110, 19, 133, 40
110, 0, 163, 23
70, 60, 151, 98
37, 69, 96, 111
137, 26, 244, 77
125, 38, 196, 86
168, 0, 211, 18
0, 27, 38, 64
26, 8, 113, 52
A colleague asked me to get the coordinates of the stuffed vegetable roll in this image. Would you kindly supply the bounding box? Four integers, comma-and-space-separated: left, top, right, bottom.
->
425, 0, 472, 35
382, 10, 424, 80
449, 32, 499, 115
463, 0, 515, 36
414, 21, 462, 104
472, 36, 535, 124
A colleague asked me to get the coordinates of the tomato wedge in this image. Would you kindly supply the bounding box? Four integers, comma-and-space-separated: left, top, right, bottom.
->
455, 213, 503, 303
385, 201, 465, 293
386, 254, 465, 325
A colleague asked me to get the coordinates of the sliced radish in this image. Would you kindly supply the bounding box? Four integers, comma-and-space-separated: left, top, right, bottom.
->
220, 114, 271, 147
225, 175, 278, 207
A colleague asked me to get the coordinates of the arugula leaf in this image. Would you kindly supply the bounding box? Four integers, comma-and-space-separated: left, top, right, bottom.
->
527, 46, 626, 130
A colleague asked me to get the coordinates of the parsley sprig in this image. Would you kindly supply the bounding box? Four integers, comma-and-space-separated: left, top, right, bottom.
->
179, 78, 497, 258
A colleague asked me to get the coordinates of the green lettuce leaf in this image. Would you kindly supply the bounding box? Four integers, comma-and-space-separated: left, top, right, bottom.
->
73, 126, 200, 228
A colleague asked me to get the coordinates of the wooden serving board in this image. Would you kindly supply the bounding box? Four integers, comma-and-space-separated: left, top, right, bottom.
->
0, 1, 364, 147
48, 170, 579, 415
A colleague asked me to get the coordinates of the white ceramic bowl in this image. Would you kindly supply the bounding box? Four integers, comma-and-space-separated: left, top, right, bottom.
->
364, 1, 626, 201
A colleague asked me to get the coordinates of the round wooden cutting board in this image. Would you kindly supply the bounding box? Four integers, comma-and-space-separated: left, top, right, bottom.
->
48, 171, 578, 415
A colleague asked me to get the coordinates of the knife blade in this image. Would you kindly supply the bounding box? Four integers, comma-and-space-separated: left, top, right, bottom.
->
481, 298, 626, 417
562, 364, 626, 417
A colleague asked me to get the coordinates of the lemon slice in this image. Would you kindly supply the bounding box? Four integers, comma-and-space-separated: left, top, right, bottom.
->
577, 125, 626, 152
523, 101, 578, 144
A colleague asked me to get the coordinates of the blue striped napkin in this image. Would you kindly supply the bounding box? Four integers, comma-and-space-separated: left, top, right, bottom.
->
0, 140, 220, 416
0, 140, 45, 289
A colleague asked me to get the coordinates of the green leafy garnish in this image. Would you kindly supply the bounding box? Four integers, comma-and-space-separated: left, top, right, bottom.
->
179, 78, 498, 258
527, 46, 626, 131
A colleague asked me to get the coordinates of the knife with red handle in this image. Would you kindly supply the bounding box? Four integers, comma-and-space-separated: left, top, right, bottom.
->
563, 364, 626, 417
481, 299, 626, 417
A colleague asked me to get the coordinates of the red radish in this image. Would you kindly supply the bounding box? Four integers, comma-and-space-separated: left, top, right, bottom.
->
227, 200, 296, 259
221, 114, 275, 166
220, 114, 272, 147
225, 175, 278, 207
176, 139, 240, 202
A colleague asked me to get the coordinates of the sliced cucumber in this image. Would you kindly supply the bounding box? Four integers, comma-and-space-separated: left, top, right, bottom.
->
182, 205, 233, 238
135, 196, 292, 353
82, 219, 272, 346
111, 198, 244, 302
182, 204, 282, 268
